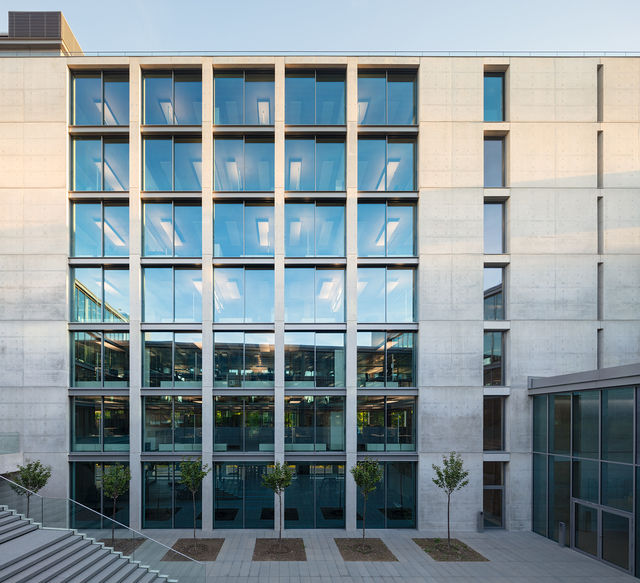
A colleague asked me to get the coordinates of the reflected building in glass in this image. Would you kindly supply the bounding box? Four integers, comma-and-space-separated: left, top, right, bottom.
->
4, 15, 640, 572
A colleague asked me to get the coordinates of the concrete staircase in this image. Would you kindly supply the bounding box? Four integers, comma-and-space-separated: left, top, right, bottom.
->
0, 508, 170, 583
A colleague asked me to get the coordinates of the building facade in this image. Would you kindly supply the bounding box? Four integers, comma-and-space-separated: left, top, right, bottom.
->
1, 11, 640, 547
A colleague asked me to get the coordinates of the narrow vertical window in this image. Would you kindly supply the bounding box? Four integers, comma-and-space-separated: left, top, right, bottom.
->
484, 202, 505, 254
484, 72, 505, 122
484, 136, 505, 188
483, 267, 504, 320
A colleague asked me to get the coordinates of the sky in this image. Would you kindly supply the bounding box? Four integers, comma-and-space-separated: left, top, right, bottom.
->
1, 0, 639, 53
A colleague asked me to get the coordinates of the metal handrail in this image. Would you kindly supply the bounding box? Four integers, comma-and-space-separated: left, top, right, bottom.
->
0, 474, 203, 566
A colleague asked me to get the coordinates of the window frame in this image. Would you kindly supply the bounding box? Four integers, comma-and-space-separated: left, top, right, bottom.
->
142, 266, 202, 323
213, 136, 275, 192
284, 395, 346, 452
213, 331, 276, 388
285, 69, 346, 125
213, 69, 275, 126
213, 201, 275, 257
356, 330, 416, 388
142, 331, 203, 388
143, 136, 202, 192
213, 396, 275, 452
357, 69, 417, 126
142, 395, 202, 452
71, 395, 130, 453
143, 69, 202, 126
357, 136, 416, 192
71, 136, 129, 192
71, 266, 130, 323
71, 70, 130, 127
71, 331, 130, 388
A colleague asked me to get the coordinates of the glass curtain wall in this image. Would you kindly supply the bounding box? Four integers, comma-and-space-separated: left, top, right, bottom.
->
214, 70, 274, 125
284, 332, 345, 387
143, 70, 202, 125
285, 70, 345, 125
285, 396, 345, 452
214, 396, 274, 452
143, 332, 202, 387
357, 331, 415, 387
73, 71, 129, 126
143, 396, 202, 452
214, 332, 275, 388
284, 203, 345, 257
71, 396, 129, 452
72, 203, 129, 257
72, 332, 129, 387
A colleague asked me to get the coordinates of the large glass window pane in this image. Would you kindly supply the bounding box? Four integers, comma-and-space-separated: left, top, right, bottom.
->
285, 268, 313, 322
387, 140, 415, 191
214, 73, 243, 125
386, 269, 414, 322
103, 73, 129, 126
70, 463, 101, 528
174, 71, 202, 125
357, 268, 385, 323
72, 267, 102, 322
244, 139, 274, 191
572, 459, 598, 504
484, 202, 505, 254
245, 71, 274, 125
483, 396, 504, 451
317, 71, 345, 125
144, 396, 172, 452
143, 268, 173, 322
484, 267, 504, 320
532, 453, 547, 536
143, 332, 172, 388
386, 396, 415, 451
602, 511, 629, 570
356, 461, 385, 529
285, 72, 314, 125
73, 74, 101, 125
316, 333, 345, 387
246, 397, 274, 452
103, 396, 129, 451
244, 333, 274, 386
315, 269, 344, 323
549, 394, 571, 455
386, 462, 416, 527
143, 462, 173, 528
214, 397, 243, 452
357, 397, 385, 452
548, 456, 570, 544
483, 331, 503, 386
387, 72, 416, 125
174, 269, 202, 322
316, 204, 344, 256
285, 397, 315, 451
358, 139, 385, 191
286, 463, 314, 528
314, 464, 345, 528
214, 332, 243, 388
143, 203, 172, 256
285, 138, 314, 191
214, 268, 244, 322
72, 203, 102, 257
316, 396, 345, 451
213, 462, 243, 526
357, 331, 385, 387
214, 138, 243, 191
358, 72, 385, 124
144, 73, 173, 125
387, 204, 414, 256
104, 269, 129, 322
316, 140, 345, 191
103, 205, 129, 257
602, 462, 633, 512
174, 139, 202, 191
533, 395, 548, 453
484, 137, 504, 188
103, 332, 129, 387
483, 462, 504, 528
387, 332, 414, 387
143, 138, 172, 191
245, 270, 274, 323
103, 139, 129, 191
244, 205, 274, 256
73, 138, 101, 191
174, 333, 202, 386
573, 391, 599, 458
357, 204, 385, 257
484, 73, 505, 122
285, 332, 315, 387
174, 396, 202, 451
214, 203, 243, 256
602, 387, 634, 463
174, 205, 202, 257
72, 397, 100, 452
285, 203, 314, 256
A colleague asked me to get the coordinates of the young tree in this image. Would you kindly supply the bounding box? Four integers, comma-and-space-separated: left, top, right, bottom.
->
261, 461, 293, 542
102, 464, 131, 547
11, 459, 52, 518
432, 452, 470, 548
350, 459, 383, 544
179, 458, 211, 546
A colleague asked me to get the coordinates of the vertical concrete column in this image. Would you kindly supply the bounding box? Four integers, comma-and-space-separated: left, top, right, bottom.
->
128, 59, 142, 530
273, 57, 286, 534
344, 57, 359, 531
200, 58, 214, 531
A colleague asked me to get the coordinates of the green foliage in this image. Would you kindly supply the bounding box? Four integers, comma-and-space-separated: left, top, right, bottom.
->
179, 458, 211, 495
432, 452, 469, 496
12, 459, 52, 497
102, 464, 131, 501
261, 462, 293, 495
350, 459, 383, 497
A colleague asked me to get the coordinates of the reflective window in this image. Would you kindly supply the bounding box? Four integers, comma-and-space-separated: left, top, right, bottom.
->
143, 332, 202, 388
483, 462, 504, 528
71, 331, 129, 387
143, 462, 201, 529
358, 70, 416, 125
284, 268, 345, 323
214, 268, 274, 323
71, 396, 129, 452
575, 503, 597, 557
214, 203, 274, 256
483, 396, 504, 451
285, 138, 345, 191
286, 70, 345, 125
72, 71, 129, 126
214, 396, 274, 452
573, 459, 598, 504
143, 203, 202, 257
214, 332, 275, 388
532, 453, 547, 535
602, 462, 633, 512
357, 203, 414, 257
285, 332, 345, 387
285, 203, 344, 257
214, 70, 274, 125
72, 267, 129, 323
484, 202, 505, 254
533, 395, 548, 453
214, 137, 274, 191
572, 391, 599, 458
602, 387, 634, 463
357, 331, 415, 387
484, 137, 505, 188
602, 511, 630, 570
356, 461, 416, 528
483, 331, 504, 386
358, 138, 415, 191
357, 267, 414, 323
72, 137, 129, 191
549, 394, 571, 455
214, 463, 274, 528
143, 396, 202, 452
548, 455, 570, 543
285, 396, 345, 452
484, 72, 505, 122
143, 70, 202, 125
484, 267, 504, 320
357, 396, 415, 452
143, 137, 202, 191
72, 203, 129, 257
143, 267, 202, 323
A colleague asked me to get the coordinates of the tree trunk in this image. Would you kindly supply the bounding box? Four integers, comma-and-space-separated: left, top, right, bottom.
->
112, 497, 117, 547
278, 492, 283, 541
192, 491, 196, 542
362, 494, 367, 541
447, 494, 451, 548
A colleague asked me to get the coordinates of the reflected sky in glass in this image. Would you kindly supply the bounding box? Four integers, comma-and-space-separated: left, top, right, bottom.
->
387, 140, 415, 191
285, 70, 345, 125
358, 203, 414, 256
316, 205, 344, 256
143, 267, 172, 322
317, 71, 345, 125
357, 268, 415, 323
104, 205, 129, 256
214, 138, 243, 190
285, 268, 314, 322
245, 139, 274, 191
214, 268, 274, 322
174, 140, 202, 191
285, 203, 313, 256
484, 203, 504, 254
104, 269, 129, 322
285, 139, 314, 191
357, 267, 385, 322
73, 203, 102, 256
358, 139, 385, 191
144, 74, 172, 124
214, 72, 242, 124
215, 138, 273, 191
245, 71, 274, 125
174, 71, 202, 125
103, 140, 129, 191
387, 205, 414, 255
315, 269, 344, 322
73, 138, 101, 191
214, 203, 273, 256
285, 72, 314, 124
358, 72, 385, 124
484, 138, 504, 187
104, 73, 129, 125
143, 203, 173, 256
245, 270, 274, 322
316, 140, 345, 191
244, 205, 274, 255
73, 267, 102, 322
387, 269, 414, 322
484, 73, 504, 122
174, 205, 202, 257
73, 74, 101, 125
357, 204, 386, 256
387, 72, 416, 125
144, 138, 172, 190
285, 268, 344, 322
174, 269, 202, 322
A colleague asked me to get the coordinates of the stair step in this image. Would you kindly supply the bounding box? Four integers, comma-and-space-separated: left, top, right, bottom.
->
0, 523, 38, 545
138, 574, 164, 583
0, 519, 24, 535
42, 545, 113, 583
108, 562, 144, 583
17, 543, 103, 583
0, 528, 74, 573
0, 515, 20, 528
0, 510, 11, 518
72, 553, 126, 583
